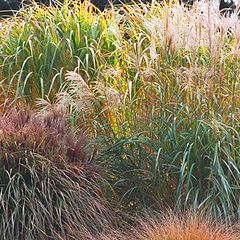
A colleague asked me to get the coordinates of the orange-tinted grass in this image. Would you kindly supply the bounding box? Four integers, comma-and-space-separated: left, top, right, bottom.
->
73, 211, 240, 240
131, 211, 240, 240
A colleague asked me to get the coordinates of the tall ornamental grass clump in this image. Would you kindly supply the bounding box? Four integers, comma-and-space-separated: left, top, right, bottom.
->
92, 2, 240, 221
28, 2, 240, 221
108, 1, 240, 130
0, 109, 111, 239
99, 111, 240, 221
0, 0, 117, 104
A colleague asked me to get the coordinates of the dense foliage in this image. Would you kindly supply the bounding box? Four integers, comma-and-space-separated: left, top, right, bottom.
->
0, 109, 110, 239
0, 1, 240, 239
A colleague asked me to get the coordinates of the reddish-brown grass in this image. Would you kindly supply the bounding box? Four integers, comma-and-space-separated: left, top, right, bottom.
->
130, 212, 240, 240
91, 212, 240, 240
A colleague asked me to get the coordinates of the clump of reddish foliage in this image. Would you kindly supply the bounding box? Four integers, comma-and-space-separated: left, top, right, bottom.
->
93, 211, 240, 240
0, 109, 93, 167
129, 211, 240, 240
0, 109, 110, 239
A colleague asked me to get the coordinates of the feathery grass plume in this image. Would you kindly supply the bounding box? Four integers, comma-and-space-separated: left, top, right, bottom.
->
0, 108, 112, 239
38, 75, 92, 138
95, 81, 121, 110
36, 70, 96, 128
63, 71, 95, 111
93, 81, 122, 136
105, 0, 240, 127
37, 70, 122, 134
